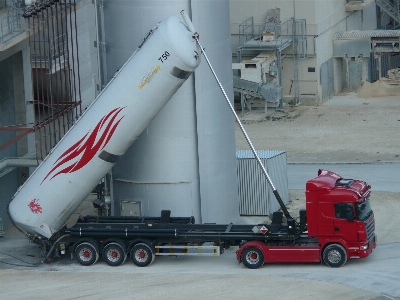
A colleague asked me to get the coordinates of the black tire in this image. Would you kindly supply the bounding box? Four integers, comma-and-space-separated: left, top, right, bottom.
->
75, 242, 99, 266
130, 243, 154, 267
241, 247, 264, 269
323, 244, 347, 268
102, 242, 127, 267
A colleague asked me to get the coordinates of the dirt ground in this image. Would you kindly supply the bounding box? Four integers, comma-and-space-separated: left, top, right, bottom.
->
235, 97, 400, 163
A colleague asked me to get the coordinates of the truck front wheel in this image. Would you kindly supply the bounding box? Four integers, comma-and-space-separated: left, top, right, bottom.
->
323, 244, 347, 268
75, 242, 99, 266
241, 247, 264, 269
130, 243, 154, 267
103, 242, 127, 266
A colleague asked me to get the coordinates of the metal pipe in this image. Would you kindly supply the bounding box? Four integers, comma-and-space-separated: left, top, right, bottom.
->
70, 232, 178, 238
73, 0, 82, 115
27, 17, 40, 164
63, 0, 73, 121
45, 6, 57, 146
55, 2, 67, 135
33, 14, 44, 160
50, 4, 61, 142
0, 158, 40, 173
68, 0, 77, 117
60, 1, 71, 129
69, 228, 176, 234
94, 0, 101, 93
38, 10, 49, 155
41, 8, 53, 150
180, 10, 196, 34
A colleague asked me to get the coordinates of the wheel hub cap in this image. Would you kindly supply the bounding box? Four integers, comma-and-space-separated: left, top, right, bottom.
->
328, 250, 341, 263
246, 251, 259, 264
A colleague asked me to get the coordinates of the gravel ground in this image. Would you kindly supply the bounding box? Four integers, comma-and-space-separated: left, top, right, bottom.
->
236, 95, 400, 163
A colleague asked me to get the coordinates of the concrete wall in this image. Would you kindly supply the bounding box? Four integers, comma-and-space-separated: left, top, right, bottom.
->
0, 46, 33, 228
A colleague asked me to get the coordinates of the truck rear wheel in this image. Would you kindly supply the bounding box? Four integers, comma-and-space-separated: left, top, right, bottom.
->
241, 247, 264, 269
130, 243, 154, 267
103, 242, 127, 266
323, 244, 347, 268
75, 242, 99, 266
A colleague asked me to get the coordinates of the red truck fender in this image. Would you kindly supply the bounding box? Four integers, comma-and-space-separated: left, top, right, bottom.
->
319, 239, 349, 267
236, 241, 267, 269
319, 238, 349, 255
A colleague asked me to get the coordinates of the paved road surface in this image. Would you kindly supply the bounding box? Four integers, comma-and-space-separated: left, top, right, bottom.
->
0, 235, 398, 300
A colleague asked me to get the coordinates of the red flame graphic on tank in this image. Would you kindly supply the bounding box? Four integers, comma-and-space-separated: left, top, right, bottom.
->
41, 107, 125, 184
29, 198, 42, 214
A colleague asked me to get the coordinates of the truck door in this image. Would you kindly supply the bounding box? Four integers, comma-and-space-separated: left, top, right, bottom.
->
333, 203, 358, 242
316, 202, 335, 237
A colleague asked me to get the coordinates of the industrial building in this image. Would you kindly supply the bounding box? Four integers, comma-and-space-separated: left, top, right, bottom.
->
1, 0, 399, 232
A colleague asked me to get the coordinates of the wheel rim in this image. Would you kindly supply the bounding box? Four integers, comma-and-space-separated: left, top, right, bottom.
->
78, 248, 92, 262
106, 249, 120, 262
327, 249, 341, 264
245, 250, 259, 265
135, 249, 148, 262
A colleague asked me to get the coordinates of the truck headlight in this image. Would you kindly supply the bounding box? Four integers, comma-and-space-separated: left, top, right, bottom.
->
359, 245, 368, 250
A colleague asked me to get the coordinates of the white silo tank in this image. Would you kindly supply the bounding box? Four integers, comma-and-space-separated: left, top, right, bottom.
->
103, 0, 239, 223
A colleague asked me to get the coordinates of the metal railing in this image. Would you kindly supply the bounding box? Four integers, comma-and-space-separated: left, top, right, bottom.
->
0, 6, 27, 43
239, 17, 294, 50
239, 16, 308, 56
238, 16, 255, 47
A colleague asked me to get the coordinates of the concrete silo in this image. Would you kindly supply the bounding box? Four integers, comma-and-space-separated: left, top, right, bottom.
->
99, 0, 239, 223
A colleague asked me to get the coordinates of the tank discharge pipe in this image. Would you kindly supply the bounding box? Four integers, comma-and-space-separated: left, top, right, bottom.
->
180, 10, 292, 221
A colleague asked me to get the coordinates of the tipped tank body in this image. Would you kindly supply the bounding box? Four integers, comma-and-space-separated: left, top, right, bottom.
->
8, 16, 200, 239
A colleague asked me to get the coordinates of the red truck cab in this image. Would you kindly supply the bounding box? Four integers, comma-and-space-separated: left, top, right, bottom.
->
306, 169, 376, 264
236, 169, 376, 268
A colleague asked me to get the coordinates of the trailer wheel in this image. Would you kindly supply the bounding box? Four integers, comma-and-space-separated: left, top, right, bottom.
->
75, 242, 99, 266
103, 242, 127, 267
241, 247, 264, 269
130, 243, 154, 267
323, 244, 347, 268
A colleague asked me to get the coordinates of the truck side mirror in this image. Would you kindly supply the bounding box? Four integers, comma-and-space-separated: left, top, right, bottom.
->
346, 206, 354, 222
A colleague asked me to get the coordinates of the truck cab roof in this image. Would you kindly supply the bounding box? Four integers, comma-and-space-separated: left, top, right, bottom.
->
306, 169, 370, 200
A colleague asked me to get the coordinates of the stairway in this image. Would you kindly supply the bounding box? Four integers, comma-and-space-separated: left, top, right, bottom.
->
376, 0, 400, 24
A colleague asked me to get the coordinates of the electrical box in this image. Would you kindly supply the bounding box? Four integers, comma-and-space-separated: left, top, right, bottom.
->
121, 201, 141, 216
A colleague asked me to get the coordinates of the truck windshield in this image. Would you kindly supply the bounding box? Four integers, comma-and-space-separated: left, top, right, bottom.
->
355, 197, 372, 221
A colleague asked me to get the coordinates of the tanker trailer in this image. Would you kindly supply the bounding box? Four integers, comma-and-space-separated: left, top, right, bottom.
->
8, 15, 201, 239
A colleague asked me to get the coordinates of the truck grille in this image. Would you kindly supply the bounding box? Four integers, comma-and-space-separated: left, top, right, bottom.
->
365, 214, 375, 242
